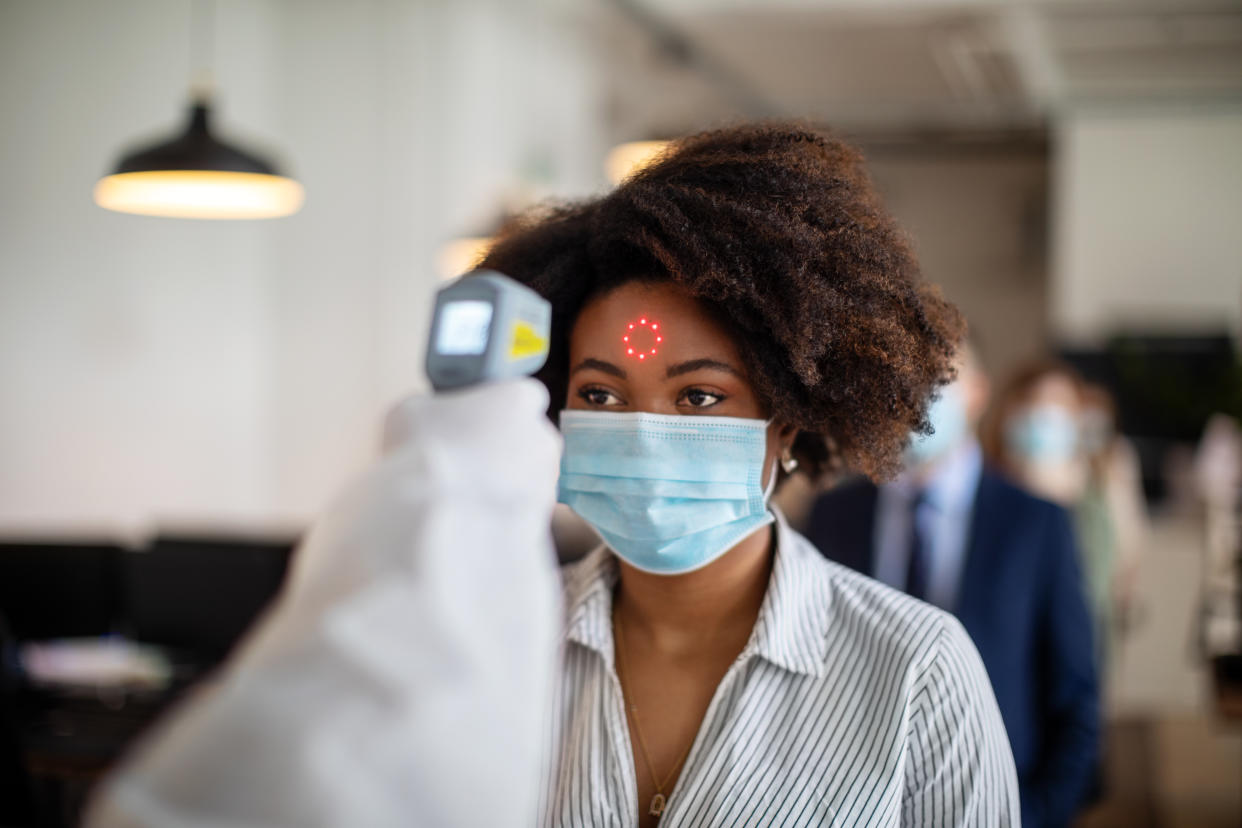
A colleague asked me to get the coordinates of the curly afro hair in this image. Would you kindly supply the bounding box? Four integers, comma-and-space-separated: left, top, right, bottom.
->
479, 122, 964, 482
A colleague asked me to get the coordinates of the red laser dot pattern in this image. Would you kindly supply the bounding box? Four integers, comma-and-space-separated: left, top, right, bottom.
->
623, 316, 661, 360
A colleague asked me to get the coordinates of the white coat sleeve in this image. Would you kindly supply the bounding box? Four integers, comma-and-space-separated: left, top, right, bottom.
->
84, 379, 564, 828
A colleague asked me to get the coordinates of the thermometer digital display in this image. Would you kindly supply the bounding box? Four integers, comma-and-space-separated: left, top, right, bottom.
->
425, 271, 551, 391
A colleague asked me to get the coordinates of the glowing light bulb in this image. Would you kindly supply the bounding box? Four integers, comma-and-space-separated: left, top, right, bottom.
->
604, 140, 669, 185
639, 354, 646, 360
94, 170, 304, 219
437, 236, 494, 281
627, 348, 633, 355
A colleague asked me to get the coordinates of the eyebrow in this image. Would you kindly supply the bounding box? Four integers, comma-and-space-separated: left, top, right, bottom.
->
570, 358, 626, 379
664, 358, 742, 379
568, 357, 743, 381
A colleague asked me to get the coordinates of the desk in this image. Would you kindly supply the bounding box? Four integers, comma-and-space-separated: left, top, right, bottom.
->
14, 659, 212, 828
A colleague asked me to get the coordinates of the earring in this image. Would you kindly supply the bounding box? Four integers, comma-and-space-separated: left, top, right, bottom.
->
780, 449, 798, 474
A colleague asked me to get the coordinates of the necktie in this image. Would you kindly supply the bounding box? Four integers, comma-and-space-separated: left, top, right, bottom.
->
905, 490, 929, 601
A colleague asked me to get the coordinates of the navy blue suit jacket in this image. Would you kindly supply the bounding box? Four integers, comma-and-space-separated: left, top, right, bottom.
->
807, 470, 1100, 828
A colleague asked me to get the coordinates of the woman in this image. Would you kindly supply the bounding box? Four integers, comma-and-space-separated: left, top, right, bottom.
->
482, 124, 1018, 826
984, 360, 1091, 506
984, 361, 1147, 670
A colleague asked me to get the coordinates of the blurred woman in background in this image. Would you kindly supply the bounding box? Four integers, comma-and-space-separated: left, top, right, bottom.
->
1080, 382, 1148, 639
985, 361, 1090, 506
984, 361, 1147, 668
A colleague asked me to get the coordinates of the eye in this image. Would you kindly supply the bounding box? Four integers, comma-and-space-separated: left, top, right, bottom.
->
679, 388, 724, 409
577, 385, 624, 407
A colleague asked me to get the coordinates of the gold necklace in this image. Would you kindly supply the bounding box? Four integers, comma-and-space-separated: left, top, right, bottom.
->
613, 610, 697, 820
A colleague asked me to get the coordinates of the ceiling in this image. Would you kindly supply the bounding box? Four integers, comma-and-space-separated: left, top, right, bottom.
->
587, 0, 1242, 139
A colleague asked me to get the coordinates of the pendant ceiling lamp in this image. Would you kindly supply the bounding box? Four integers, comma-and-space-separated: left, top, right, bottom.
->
94, 1, 303, 220
437, 210, 527, 281
604, 140, 669, 186
437, 236, 495, 282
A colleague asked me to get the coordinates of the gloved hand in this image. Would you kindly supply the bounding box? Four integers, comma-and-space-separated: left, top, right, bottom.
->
86, 379, 564, 828
284, 378, 563, 608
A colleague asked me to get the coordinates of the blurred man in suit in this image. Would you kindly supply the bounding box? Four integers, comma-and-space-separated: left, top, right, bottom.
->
807, 346, 1099, 828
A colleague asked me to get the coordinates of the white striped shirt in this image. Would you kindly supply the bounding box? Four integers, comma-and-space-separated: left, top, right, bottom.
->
539, 512, 1020, 827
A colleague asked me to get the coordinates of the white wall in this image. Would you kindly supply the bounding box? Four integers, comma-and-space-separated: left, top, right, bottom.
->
267, 0, 605, 520
0, 1, 278, 532
867, 148, 1049, 382
1051, 107, 1242, 345
0, 0, 605, 532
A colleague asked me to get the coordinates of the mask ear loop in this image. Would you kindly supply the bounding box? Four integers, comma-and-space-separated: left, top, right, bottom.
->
762, 417, 778, 504
763, 458, 779, 503
763, 418, 798, 504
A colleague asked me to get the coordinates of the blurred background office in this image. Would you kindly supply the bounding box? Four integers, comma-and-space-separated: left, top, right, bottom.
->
1, 0, 1239, 826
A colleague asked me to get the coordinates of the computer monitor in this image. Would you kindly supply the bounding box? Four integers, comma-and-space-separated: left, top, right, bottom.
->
0, 543, 122, 641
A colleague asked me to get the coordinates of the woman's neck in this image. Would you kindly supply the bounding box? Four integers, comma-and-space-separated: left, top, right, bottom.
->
614, 527, 775, 659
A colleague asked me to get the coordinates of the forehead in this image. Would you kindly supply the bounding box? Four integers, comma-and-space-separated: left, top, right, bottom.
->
570, 281, 741, 361
1025, 373, 1081, 408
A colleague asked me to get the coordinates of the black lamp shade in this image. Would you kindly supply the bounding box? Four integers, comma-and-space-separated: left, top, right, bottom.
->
95, 101, 303, 219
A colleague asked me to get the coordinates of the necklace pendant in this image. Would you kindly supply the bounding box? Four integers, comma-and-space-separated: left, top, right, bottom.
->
649, 793, 667, 817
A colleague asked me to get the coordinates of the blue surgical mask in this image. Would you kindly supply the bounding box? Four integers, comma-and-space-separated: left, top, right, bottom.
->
1005, 405, 1080, 463
905, 383, 968, 467
558, 410, 776, 575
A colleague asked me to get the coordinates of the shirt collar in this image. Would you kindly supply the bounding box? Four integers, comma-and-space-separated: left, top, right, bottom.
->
561, 508, 833, 679
889, 439, 983, 513
562, 544, 620, 670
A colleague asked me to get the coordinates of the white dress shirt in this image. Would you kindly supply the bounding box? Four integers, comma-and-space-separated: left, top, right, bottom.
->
540, 509, 1020, 827
874, 441, 984, 611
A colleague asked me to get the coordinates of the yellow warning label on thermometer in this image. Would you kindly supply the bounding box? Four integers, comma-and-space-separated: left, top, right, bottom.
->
509, 321, 548, 360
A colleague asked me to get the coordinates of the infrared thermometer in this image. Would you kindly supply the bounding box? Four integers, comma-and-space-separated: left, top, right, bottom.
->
425, 271, 552, 391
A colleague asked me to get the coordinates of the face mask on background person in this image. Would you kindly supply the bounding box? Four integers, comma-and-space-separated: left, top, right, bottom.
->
1004, 404, 1081, 464
905, 383, 968, 468
557, 410, 777, 575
